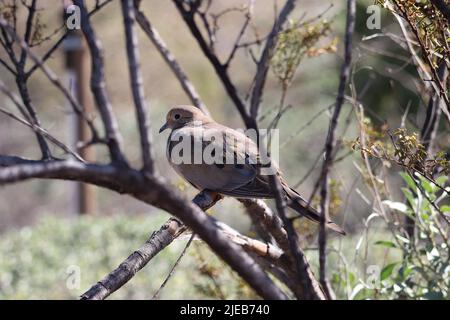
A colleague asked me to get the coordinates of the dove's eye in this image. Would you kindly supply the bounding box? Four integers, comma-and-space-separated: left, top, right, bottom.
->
174, 113, 181, 120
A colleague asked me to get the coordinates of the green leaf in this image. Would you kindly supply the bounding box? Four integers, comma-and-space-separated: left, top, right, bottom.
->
435, 175, 448, 186
399, 172, 416, 191
399, 264, 415, 279
381, 262, 398, 281
401, 187, 416, 211
420, 212, 429, 221
440, 205, 450, 213
348, 272, 356, 286
349, 283, 365, 300
418, 175, 433, 194
374, 240, 397, 248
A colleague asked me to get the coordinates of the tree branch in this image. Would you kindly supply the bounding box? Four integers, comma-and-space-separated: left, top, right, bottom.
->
121, 0, 155, 174
81, 217, 186, 300
268, 175, 326, 300
239, 196, 326, 300
249, 0, 296, 120
172, 0, 256, 129
318, 0, 355, 299
0, 19, 100, 142
25, 0, 115, 78
134, 0, 209, 115
81, 191, 284, 300
0, 158, 288, 299
430, 0, 450, 24
74, 0, 127, 165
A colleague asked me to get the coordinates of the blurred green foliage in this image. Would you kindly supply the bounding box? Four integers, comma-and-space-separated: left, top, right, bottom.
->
0, 214, 256, 299
330, 173, 449, 300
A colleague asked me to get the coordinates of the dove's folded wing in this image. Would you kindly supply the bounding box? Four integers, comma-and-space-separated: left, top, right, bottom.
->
167, 124, 258, 192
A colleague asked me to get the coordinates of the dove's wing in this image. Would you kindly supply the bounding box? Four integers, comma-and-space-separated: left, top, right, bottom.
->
167, 124, 259, 192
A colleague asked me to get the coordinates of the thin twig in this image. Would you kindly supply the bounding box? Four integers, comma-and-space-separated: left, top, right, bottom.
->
134, 1, 209, 115
151, 233, 195, 300
318, 0, 355, 299
249, 0, 296, 120
173, 0, 256, 129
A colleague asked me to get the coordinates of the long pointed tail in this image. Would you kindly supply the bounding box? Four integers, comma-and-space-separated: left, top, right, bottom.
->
285, 186, 346, 235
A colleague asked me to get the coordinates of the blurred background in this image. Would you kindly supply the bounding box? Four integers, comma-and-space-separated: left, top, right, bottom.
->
0, 0, 448, 299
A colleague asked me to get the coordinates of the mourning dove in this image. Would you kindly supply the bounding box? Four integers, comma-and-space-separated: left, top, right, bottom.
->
159, 105, 345, 235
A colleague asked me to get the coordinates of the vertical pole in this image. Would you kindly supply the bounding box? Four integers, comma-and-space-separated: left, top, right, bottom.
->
63, 0, 96, 215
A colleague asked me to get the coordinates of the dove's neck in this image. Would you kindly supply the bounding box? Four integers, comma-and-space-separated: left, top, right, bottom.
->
184, 118, 214, 128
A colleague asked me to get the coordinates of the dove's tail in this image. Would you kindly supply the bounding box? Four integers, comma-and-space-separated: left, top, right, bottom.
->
284, 186, 346, 235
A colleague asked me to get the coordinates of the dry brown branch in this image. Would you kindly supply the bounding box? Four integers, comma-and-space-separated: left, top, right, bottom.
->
0, 19, 100, 142
134, 0, 209, 115
0, 157, 288, 299
249, 0, 296, 120
80, 191, 285, 300
75, 0, 127, 164
173, 0, 256, 129
121, 0, 155, 174
318, 0, 355, 299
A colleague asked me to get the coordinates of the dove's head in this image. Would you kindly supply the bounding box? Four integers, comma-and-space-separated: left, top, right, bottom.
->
159, 105, 211, 133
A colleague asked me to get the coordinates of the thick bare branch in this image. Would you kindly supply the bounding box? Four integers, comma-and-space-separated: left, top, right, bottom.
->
81, 190, 284, 300
0, 159, 287, 299
81, 217, 186, 300
74, 0, 127, 165
121, 0, 155, 174
268, 175, 326, 300
239, 197, 326, 300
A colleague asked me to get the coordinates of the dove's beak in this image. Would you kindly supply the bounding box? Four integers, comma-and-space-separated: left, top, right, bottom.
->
159, 122, 169, 133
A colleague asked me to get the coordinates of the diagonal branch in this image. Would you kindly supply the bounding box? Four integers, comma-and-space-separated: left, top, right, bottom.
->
18, 0, 36, 67
249, 0, 296, 120
74, 0, 127, 165
0, 18, 52, 159
172, 0, 256, 129
134, 0, 209, 115
121, 0, 155, 174
81, 191, 283, 300
25, 0, 115, 78
0, 105, 84, 162
0, 159, 288, 300
0, 19, 100, 142
241, 198, 326, 299
318, 0, 355, 299
430, 0, 450, 23
151, 233, 195, 300
268, 175, 326, 300
81, 217, 187, 300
